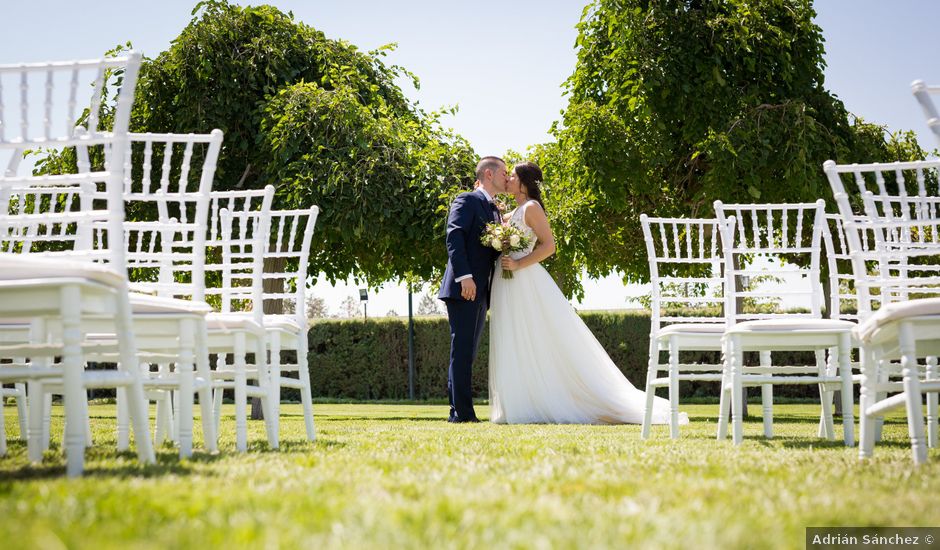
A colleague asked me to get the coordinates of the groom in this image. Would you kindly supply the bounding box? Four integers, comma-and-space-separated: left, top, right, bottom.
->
438, 156, 508, 422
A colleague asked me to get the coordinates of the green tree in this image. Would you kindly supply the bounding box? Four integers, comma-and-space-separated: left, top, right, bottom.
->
135, 1, 477, 286
416, 291, 443, 316
36, 1, 476, 288
530, 0, 930, 297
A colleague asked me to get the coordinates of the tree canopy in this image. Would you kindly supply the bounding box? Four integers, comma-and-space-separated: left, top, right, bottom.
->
530, 0, 930, 297
132, 0, 475, 286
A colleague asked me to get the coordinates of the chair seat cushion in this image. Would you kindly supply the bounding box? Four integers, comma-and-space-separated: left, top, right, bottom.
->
128, 293, 213, 314
0, 254, 125, 288
263, 315, 303, 333
727, 318, 855, 334
205, 312, 302, 333
658, 323, 726, 337
206, 312, 265, 333
855, 298, 940, 343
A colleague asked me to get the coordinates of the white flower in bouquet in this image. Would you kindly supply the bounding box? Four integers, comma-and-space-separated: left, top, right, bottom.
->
480, 222, 532, 279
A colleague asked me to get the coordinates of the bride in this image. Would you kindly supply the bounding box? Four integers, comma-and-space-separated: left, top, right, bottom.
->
488, 161, 688, 426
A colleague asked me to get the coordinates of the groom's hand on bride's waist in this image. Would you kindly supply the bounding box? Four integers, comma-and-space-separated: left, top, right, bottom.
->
460, 278, 477, 301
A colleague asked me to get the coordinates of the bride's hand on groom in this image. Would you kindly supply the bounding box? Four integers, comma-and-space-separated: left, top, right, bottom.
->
501, 256, 519, 272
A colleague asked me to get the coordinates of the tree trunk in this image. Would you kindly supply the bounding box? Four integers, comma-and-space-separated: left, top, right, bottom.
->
251, 254, 288, 421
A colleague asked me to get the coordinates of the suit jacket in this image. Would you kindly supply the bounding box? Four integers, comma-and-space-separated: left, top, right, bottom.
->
438, 189, 501, 303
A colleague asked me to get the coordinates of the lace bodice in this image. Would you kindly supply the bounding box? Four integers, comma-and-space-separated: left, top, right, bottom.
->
506, 200, 538, 260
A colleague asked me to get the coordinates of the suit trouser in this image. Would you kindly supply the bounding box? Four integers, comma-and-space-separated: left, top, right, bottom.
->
445, 296, 488, 420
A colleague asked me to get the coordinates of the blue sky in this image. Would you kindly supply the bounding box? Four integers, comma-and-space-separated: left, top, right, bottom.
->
4, 1, 938, 315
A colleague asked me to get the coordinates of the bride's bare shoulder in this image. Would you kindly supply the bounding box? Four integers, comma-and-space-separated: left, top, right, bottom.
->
523, 200, 547, 222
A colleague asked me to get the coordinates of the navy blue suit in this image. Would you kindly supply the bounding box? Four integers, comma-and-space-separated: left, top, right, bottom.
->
438, 189, 501, 422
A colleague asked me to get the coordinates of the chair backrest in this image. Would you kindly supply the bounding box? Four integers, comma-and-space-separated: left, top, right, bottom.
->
640, 214, 732, 332
825, 158, 940, 319
204, 186, 275, 319
263, 206, 320, 328
0, 52, 141, 176
0, 177, 107, 261
0, 52, 142, 270
838, 205, 940, 317
824, 159, 940, 222
76, 131, 224, 301
823, 213, 884, 322
714, 200, 831, 323
912, 80, 940, 147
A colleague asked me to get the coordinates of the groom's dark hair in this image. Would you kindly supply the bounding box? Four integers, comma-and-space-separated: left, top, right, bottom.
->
475, 156, 505, 181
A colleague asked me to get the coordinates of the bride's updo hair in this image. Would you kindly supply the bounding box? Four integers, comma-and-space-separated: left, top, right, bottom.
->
513, 161, 545, 212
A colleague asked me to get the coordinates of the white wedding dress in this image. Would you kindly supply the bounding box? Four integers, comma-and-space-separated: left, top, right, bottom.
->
488, 200, 688, 425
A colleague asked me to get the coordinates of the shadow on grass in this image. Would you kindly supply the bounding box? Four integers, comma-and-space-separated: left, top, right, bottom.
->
0, 449, 216, 480
318, 415, 450, 423
0, 435, 347, 480
692, 414, 906, 426
778, 437, 912, 450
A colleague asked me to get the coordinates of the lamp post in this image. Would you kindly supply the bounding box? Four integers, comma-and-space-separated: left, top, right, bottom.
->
408, 290, 415, 400
359, 288, 368, 320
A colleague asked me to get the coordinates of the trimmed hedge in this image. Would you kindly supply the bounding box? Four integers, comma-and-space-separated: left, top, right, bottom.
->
307, 310, 821, 401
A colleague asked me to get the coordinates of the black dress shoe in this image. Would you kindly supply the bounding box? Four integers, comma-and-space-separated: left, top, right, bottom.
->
447, 416, 482, 423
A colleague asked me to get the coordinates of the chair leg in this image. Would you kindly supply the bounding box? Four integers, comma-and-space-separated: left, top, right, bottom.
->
155, 392, 169, 447
212, 353, 225, 441
760, 351, 773, 439
114, 293, 155, 466
60, 285, 87, 477
154, 363, 171, 446
927, 356, 938, 449
717, 338, 731, 440
839, 333, 855, 447
196, 320, 217, 453
818, 349, 835, 441
256, 337, 278, 450
234, 333, 248, 453
81, 390, 93, 447
731, 336, 744, 445
170, 388, 180, 443
640, 338, 658, 440
27, 380, 44, 462
116, 387, 130, 451
818, 348, 833, 438
858, 347, 877, 460
269, 331, 282, 443
14, 382, 27, 441
212, 385, 224, 441
668, 336, 680, 439
874, 363, 889, 443
0, 389, 7, 456
176, 318, 196, 459
297, 340, 316, 442
899, 323, 928, 466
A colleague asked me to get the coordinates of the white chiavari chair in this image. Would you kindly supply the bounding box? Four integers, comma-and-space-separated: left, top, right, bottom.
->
912, 80, 940, 147
713, 200, 856, 446
205, 187, 278, 452
68, 130, 225, 457
0, 52, 155, 475
639, 214, 733, 439
825, 160, 940, 456
839, 209, 940, 465
261, 206, 320, 442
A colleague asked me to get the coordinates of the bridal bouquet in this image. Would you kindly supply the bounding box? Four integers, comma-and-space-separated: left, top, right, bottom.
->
481, 222, 531, 279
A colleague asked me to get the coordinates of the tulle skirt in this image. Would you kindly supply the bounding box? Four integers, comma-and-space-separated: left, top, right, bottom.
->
488, 261, 689, 425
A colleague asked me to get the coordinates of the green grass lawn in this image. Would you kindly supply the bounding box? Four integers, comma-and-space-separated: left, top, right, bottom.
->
1, 402, 938, 549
